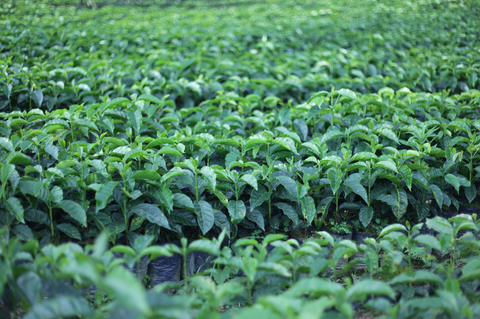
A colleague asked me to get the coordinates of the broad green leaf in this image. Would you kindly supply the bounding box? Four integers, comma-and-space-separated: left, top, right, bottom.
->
430, 184, 443, 210
374, 161, 398, 173
200, 166, 216, 190
138, 94, 163, 104
426, 216, 453, 235
124, 149, 147, 162
317, 231, 335, 247
300, 196, 316, 225
57, 223, 81, 240
157, 188, 174, 212
8, 152, 33, 165
250, 185, 271, 210
173, 193, 194, 210
58, 200, 87, 227
0, 137, 14, 152
50, 186, 63, 203
276, 175, 298, 200
17, 271, 41, 306
240, 174, 258, 190
132, 203, 171, 230
23, 296, 93, 319
188, 239, 220, 256
327, 168, 342, 194
378, 224, 406, 237
228, 200, 246, 224
293, 118, 308, 141
343, 180, 368, 205
158, 147, 183, 157
444, 174, 460, 193
284, 278, 344, 298
414, 234, 441, 251
1, 163, 15, 184
465, 184, 476, 203
346, 280, 395, 302
56, 160, 78, 168
246, 208, 265, 231
12, 224, 33, 241
399, 165, 412, 190
103, 266, 150, 313
273, 137, 298, 154
336, 88, 357, 100
359, 206, 374, 227
194, 200, 214, 234
127, 109, 142, 135
132, 170, 161, 180
389, 271, 443, 286
274, 202, 298, 225
95, 181, 118, 213
6, 197, 25, 223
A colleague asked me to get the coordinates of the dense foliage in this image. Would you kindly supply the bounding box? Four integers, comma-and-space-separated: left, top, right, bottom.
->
1, 0, 480, 318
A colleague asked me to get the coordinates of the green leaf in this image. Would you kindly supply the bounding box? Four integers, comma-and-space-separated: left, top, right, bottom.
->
426, 216, 453, 235
444, 174, 460, 193
188, 239, 220, 256
430, 184, 443, 210
23, 296, 93, 319
95, 181, 118, 213
273, 137, 298, 154
1, 163, 15, 185
132, 170, 161, 180
327, 167, 342, 194
276, 175, 298, 200
158, 147, 183, 157
293, 118, 308, 142
346, 280, 395, 302
8, 152, 33, 165
58, 200, 86, 227
57, 223, 81, 240
399, 165, 412, 190
343, 180, 368, 205
284, 278, 344, 298
336, 88, 358, 100
227, 200, 246, 224
246, 208, 265, 231
194, 200, 215, 234
103, 266, 150, 313
378, 224, 406, 237
389, 271, 443, 286
17, 271, 41, 306
359, 206, 374, 227
414, 235, 441, 251
374, 161, 398, 173
250, 184, 272, 210
127, 109, 142, 134
124, 149, 147, 162
31, 89, 43, 107
0, 137, 14, 152
173, 193, 194, 210
50, 186, 63, 203
240, 174, 258, 190
157, 188, 174, 212
300, 196, 316, 225
138, 94, 163, 104
274, 202, 299, 225
465, 184, 476, 203
12, 224, 33, 241
200, 166, 216, 190
132, 203, 171, 230
6, 197, 25, 223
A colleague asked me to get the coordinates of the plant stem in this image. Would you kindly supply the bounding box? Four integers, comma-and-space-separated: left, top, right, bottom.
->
123, 196, 129, 246
48, 204, 54, 236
